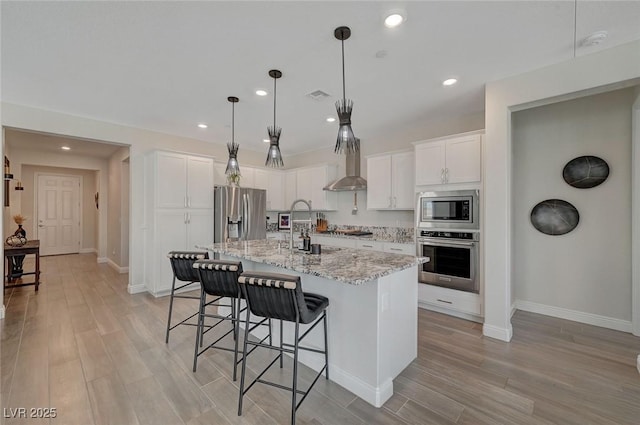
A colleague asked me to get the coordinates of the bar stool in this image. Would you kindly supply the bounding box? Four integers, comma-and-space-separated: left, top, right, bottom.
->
192, 260, 274, 380
165, 251, 209, 343
237, 271, 329, 425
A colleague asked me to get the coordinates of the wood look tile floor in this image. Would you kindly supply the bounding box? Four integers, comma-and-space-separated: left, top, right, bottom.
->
2, 253, 640, 424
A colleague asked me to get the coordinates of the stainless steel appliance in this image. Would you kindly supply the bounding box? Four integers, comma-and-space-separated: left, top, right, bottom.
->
417, 230, 479, 293
214, 186, 266, 243
417, 190, 479, 230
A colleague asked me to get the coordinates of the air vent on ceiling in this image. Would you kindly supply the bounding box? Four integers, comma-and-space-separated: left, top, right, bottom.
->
306, 90, 331, 101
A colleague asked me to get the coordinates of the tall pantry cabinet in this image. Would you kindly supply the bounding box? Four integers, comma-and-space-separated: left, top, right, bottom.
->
144, 151, 215, 296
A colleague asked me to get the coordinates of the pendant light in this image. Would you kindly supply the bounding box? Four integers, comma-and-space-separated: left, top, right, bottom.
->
334, 26, 358, 154
225, 96, 241, 179
265, 69, 284, 167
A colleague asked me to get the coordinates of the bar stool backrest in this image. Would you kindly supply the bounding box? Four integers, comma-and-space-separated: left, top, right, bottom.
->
167, 251, 209, 282
193, 260, 244, 298
238, 272, 306, 323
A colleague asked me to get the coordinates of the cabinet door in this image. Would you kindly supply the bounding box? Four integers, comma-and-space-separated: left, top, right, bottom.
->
383, 242, 415, 255
296, 168, 313, 207
310, 166, 328, 211
186, 210, 214, 249
156, 152, 187, 208
267, 171, 284, 211
187, 156, 214, 209
367, 156, 392, 209
392, 152, 415, 209
253, 169, 269, 191
155, 210, 188, 293
445, 135, 481, 184
284, 171, 297, 210
241, 167, 256, 188
214, 162, 227, 186
415, 141, 445, 186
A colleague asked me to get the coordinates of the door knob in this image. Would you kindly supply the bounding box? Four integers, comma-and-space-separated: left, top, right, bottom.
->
38, 224, 44, 228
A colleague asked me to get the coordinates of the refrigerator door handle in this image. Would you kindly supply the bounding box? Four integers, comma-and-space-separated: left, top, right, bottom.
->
246, 193, 252, 240
242, 193, 249, 240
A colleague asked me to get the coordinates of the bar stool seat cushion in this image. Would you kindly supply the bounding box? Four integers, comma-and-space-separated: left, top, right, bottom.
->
239, 271, 329, 324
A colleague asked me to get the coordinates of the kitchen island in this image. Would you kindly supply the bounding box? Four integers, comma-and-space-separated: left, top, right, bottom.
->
198, 239, 426, 407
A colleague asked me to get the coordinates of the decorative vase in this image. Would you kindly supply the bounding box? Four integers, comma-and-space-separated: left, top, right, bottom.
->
10, 224, 27, 278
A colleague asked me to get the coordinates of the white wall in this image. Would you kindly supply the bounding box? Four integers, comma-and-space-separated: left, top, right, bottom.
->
107, 147, 130, 268
20, 164, 98, 251
484, 39, 640, 341
513, 88, 635, 323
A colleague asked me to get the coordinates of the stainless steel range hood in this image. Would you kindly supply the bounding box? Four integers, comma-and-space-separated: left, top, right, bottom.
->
323, 149, 367, 191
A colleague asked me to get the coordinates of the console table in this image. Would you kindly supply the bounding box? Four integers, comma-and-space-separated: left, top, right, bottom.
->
4, 240, 40, 291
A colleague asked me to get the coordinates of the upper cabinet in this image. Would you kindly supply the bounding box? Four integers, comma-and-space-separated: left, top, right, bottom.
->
414, 133, 482, 186
154, 151, 214, 209
367, 151, 414, 210
294, 165, 338, 211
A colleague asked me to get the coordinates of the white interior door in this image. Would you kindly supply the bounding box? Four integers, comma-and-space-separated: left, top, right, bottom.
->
37, 174, 81, 256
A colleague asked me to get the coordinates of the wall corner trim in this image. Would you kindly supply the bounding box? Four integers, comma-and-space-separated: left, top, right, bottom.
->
482, 323, 513, 342
0, 304, 5, 320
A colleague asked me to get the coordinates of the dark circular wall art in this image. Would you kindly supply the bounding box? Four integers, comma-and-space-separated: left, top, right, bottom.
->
562, 155, 609, 189
530, 199, 579, 236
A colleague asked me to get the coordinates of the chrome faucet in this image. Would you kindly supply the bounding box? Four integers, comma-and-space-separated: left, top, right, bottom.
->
289, 199, 312, 253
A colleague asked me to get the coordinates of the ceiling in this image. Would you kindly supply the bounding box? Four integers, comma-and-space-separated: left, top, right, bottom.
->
2, 1, 640, 156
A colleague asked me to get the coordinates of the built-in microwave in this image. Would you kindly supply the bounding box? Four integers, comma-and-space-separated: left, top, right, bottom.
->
416, 190, 479, 230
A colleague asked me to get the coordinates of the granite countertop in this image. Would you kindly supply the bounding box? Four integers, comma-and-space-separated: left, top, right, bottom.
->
197, 239, 427, 285
269, 230, 414, 244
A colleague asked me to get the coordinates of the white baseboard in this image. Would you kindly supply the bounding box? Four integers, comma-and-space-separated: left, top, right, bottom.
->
79, 248, 97, 254
482, 323, 513, 342
97, 257, 108, 264
152, 282, 200, 298
127, 283, 147, 294
0, 304, 5, 320
515, 300, 632, 333
106, 258, 129, 274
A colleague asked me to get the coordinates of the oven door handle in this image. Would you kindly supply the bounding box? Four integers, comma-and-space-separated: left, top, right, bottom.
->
418, 239, 476, 248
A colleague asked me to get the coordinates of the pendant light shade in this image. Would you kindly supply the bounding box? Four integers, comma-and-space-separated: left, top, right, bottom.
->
334, 26, 358, 154
265, 69, 284, 168
225, 96, 241, 177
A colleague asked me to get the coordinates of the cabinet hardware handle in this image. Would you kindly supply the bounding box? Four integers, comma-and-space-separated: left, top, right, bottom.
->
184, 213, 188, 224
436, 299, 453, 304
184, 196, 188, 208
440, 168, 445, 183
390, 248, 402, 251
362, 244, 373, 248
445, 168, 449, 183
187, 196, 191, 208
393, 196, 397, 208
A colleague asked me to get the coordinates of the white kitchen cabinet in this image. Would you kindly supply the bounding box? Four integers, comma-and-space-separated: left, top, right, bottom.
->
418, 284, 482, 319
155, 151, 214, 209
294, 165, 338, 211
414, 133, 482, 186
266, 171, 285, 211
284, 170, 297, 210
214, 162, 227, 186
383, 242, 415, 255
145, 151, 214, 296
356, 240, 383, 251
241, 166, 256, 188
253, 168, 269, 191
367, 151, 414, 210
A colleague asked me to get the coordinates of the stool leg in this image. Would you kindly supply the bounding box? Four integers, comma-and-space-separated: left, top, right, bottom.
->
291, 319, 300, 425
279, 319, 284, 368
231, 297, 237, 341
323, 312, 329, 380
238, 306, 252, 416
232, 296, 241, 381
199, 292, 206, 348
165, 276, 177, 343
193, 287, 206, 372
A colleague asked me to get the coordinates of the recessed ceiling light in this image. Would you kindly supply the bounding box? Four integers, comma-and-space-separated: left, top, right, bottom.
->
326, 117, 336, 123
256, 90, 268, 96
61, 146, 71, 150
263, 139, 270, 143
197, 123, 208, 129
384, 13, 405, 28
442, 78, 458, 86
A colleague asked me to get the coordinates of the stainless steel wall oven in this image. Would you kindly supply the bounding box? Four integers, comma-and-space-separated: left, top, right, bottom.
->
417, 230, 479, 293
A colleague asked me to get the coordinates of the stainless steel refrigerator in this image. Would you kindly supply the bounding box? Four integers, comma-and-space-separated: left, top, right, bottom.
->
214, 186, 267, 243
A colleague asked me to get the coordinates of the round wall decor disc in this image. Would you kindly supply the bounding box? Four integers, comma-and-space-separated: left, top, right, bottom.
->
562, 155, 609, 189
530, 199, 579, 236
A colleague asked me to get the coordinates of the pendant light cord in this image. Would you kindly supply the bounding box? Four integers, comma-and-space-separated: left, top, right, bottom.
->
341, 36, 346, 101
231, 101, 235, 143
273, 75, 277, 128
